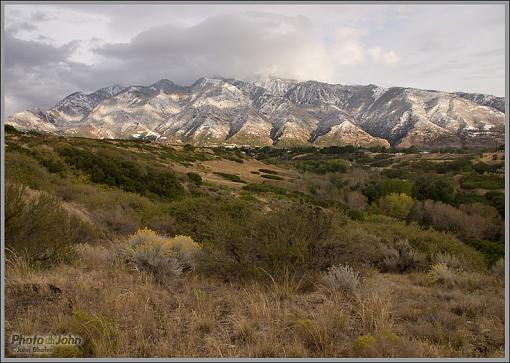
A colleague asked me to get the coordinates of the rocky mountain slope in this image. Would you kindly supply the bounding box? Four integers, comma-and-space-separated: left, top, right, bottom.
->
6, 77, 505, 149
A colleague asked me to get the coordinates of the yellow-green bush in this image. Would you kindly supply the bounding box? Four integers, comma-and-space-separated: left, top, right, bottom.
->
117, 228, 201, 281
371, 193, 414, 219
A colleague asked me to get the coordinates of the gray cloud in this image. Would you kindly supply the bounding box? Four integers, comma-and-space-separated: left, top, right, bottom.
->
94, 12, 337, 85
5, 33, 77, 67
3, 3, 505, 116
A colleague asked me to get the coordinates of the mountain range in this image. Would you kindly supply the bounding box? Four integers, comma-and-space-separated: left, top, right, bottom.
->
6, 77, 506, 149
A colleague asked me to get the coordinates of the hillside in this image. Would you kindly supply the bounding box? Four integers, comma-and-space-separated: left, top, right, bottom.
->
4, 126, 505, 358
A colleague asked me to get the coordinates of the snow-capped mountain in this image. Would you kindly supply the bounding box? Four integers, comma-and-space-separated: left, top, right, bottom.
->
6, 77, 505, 149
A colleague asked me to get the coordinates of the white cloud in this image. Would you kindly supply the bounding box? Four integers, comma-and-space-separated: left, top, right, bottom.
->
369, 47, 400, 66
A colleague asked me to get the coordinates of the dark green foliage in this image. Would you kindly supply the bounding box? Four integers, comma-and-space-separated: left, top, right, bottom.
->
261, 174, 284, 180
319, 145, 358, 154
464, 239, 505, 266
5, 124, 19, 133
485, 191, 505, 217
213, 172, 246, 183
186, 172, 203, 186
473, 162, 502, 174
424, 178, 455, 204
57, 147, 183, 199
382, 168, 409, 179
183, 143, 195, 152
411, 158, 474, 174
243, 183, 288, 195
296, 159, 348, 174
460, 173, 504, 190
454, 192, 488, 206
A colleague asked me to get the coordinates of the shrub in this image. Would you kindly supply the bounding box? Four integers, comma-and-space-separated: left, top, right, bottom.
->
427, 263, 457, 287
371, 193, 414, 219
116, 228, 201, 281
485, 191, 505, 217
322, 264, 361, 294
379, 179, 414, 197
378, 239, 426, 273
296, 159, 348, 174
464, 239, 505, 267
352, 335, 377, 356
434, 252, 463, 270
5, 183, 97, 267
199, 203, 342, 281
186, 172, 203, 186
56, 147, 184, 199
242, 183, 288, 195
424, 178, 455, 204
409, 200, 501, 241
5, 124, 19, 133
213, 172, 245, 183
182, 143, 195, 152
460, 173, 504, 190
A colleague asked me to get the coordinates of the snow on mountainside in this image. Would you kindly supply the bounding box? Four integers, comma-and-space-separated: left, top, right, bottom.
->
6, 77, 506, 149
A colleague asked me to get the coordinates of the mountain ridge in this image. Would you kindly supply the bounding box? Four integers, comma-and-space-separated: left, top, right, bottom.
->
6, 77, 505, 149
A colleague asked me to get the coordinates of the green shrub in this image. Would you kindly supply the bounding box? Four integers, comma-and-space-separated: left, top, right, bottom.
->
379, 179, 415, 197
186, 172, 203, 186
371, 193, 414, 219
5, 124, 20, 133
213, 172, 245, 183
296, 159, 348, 174
5, 183, 97, 267
182, 143, 195, 152
260, 174, 284, 180
352, 335, 377, 356
242, 183, 288, 195
460, 173, 504, 190
57, 147, 183, 199
340, 215, 487, 272
485, 191, 505, 217
464, 239, 505, 267
199, 203, 342, 281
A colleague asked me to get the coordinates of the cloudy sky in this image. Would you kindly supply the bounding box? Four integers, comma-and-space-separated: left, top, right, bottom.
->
3, 2, 506, 115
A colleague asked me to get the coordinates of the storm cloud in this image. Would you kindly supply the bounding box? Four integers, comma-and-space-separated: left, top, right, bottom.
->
3, 3, 506, 116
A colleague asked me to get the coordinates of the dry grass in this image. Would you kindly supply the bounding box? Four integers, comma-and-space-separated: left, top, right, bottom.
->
4, 241, 505, 358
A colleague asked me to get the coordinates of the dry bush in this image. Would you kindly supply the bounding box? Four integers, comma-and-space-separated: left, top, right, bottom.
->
410, 200, 501, 241
434, 252, 463, 271
491, 259, 505, 280
427, 263, 457, 287
115, 228, 201, 282
355, 283, 393, 333
378, 239, 426, 273
321, 264, 361, 295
